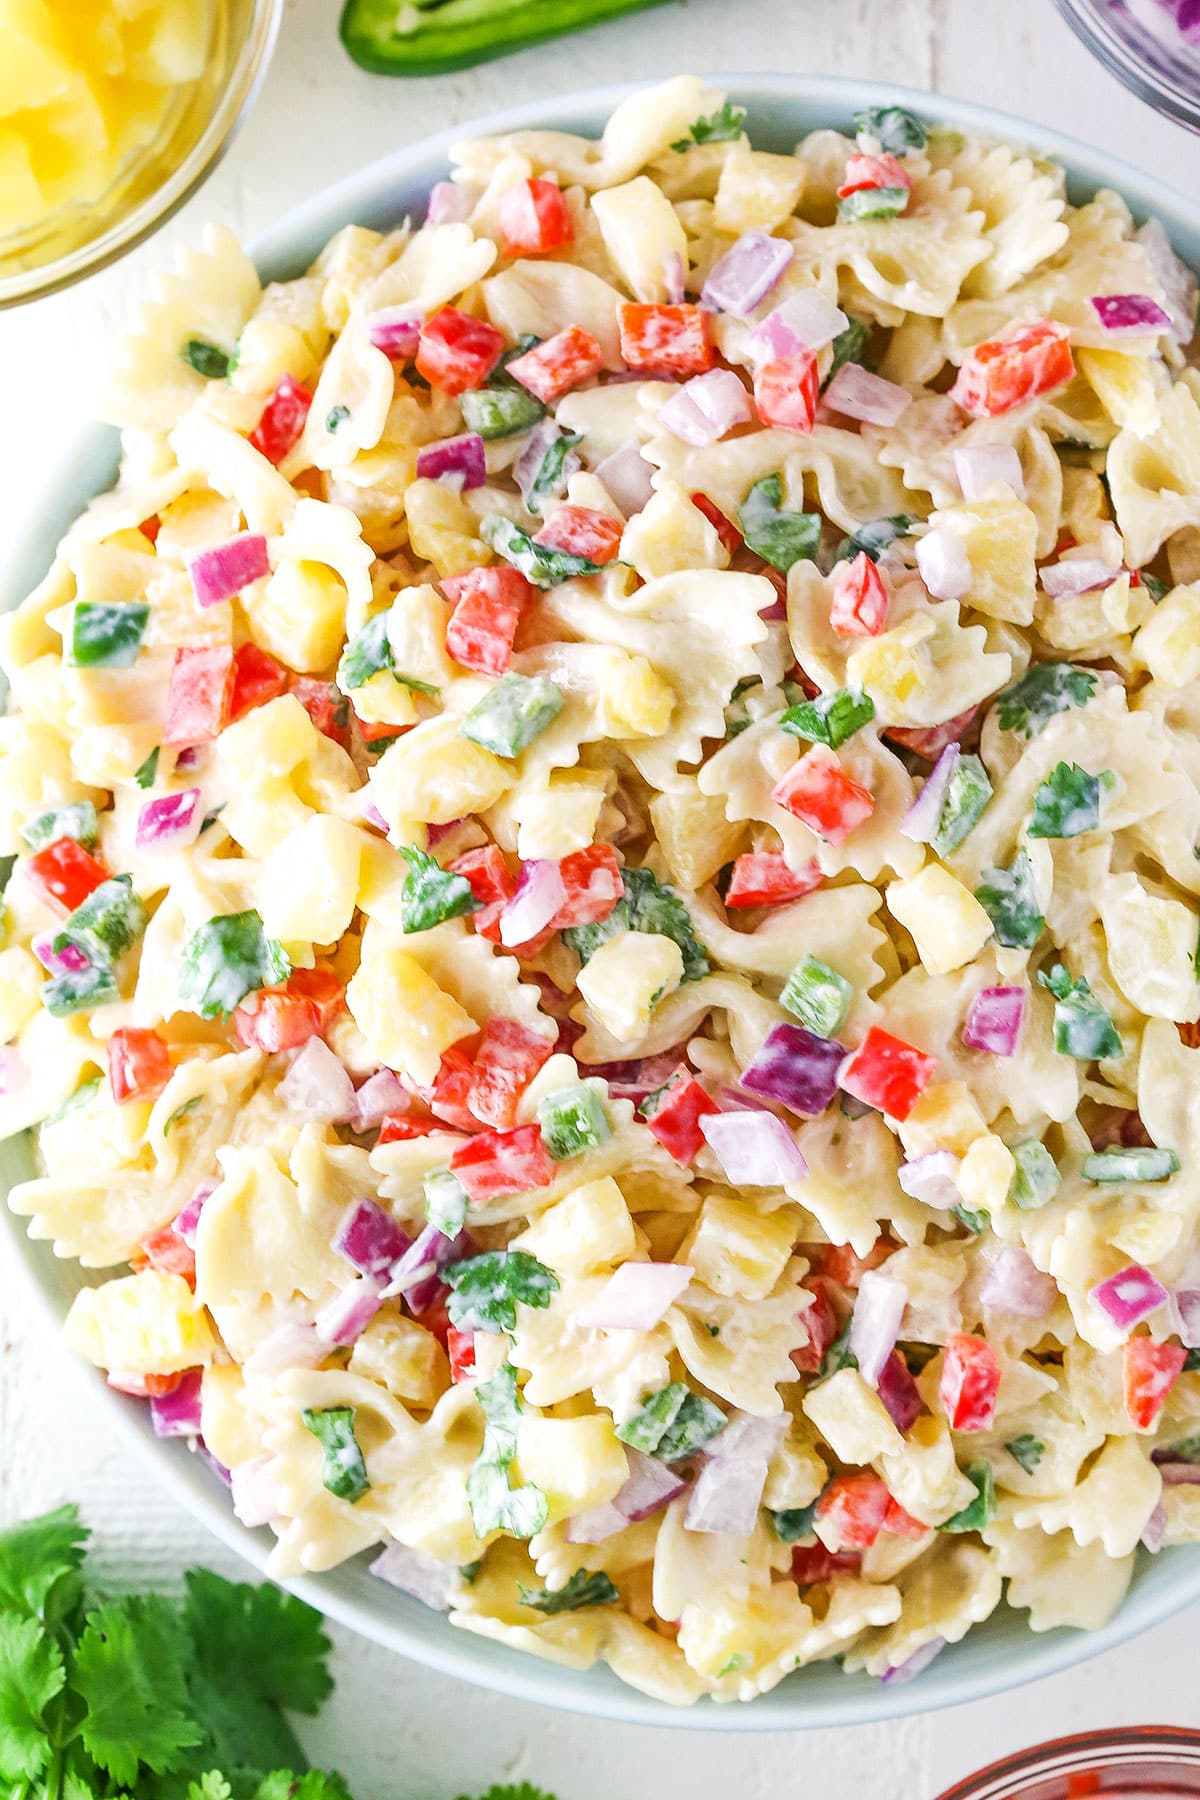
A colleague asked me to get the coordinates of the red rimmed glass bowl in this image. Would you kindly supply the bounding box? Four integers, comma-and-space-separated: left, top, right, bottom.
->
936, 1727, 1200, 1799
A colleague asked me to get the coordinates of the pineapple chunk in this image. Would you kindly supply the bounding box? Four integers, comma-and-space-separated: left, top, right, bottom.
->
381, 581, 456, 690
200, 1364, 262, 1470
597, 653, 675, 738
230, 277, 328, 395
650, 780, 745, 889
345, 668, 419, 728
0, 946, 44, 1042
64, 1269, 215, 1376
404, 478, 490, 577
1099, 873, 1200, 1021
714, 144, 806, 234
846, 612, 937, 718
576, 931, 684, 1043
682, 1195, 799, 1299
349, 1315, 448, 1406
880, 1414, 978, 1527
803, 1368, 903, 1467
762, 1425, 827, 1512
591, 176, 689, 304
512, 1175, 636, 1277
887, 865, 993, 975
957, 1132, 1016, 1217
346, 923, 476, 1086
678, 1585, 812, 1685
369, 713, 510, 828
1077, 346, 1161, 438
245, 559, 348, 674
898, 1081, 988, 1159
620, 481, 729, 580
514, 1414, 628, 1524
0, 127, 43, 234
513, 770, 608, 860
259, 814, 361, 945
928, 494, 1038, 625
1134, 583, 1200, 687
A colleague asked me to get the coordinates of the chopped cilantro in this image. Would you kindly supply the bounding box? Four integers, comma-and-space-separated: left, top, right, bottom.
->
1037, 962, 1123, 1060
181, 338, 231, 379
399, 845, 480, 934
301, 1407, 370, 1504
178, 910, 291, 1020
445, 1250, 559, 1334
852, 105, 928, 154
737, 473, 821, 573
1027, 761, 1107, 838
516, 1569, 620, 1614
466, 1362, 548, 1540
671, 100, 746, 150
975, 850, 1045, 949
995, 663, 1097, 738
1005, 1434, 1045, 1474
780, 686, 875, 750
563, 866, 710, 982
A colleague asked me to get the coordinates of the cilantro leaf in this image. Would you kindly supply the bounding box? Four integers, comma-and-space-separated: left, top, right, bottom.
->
483, 513, 603, 587
179, 911, 291, 1020
975, 850, 1045, 949
517, 1569, 620, 1615
183, 1570, 333, 1716
0, 1614, 64, 1782
824, 317, 869, 386
337, 612, 439, 698
302, 1408, 371, 1505
1036, 961, 1123, 1059
769, 1502, 819, 1543
1005, 1433, 1045, 1474
852, 105, 927, 153
445, 1250, 559, 1334
189, 1774, 235, 1800
135, 746, 161, 789
253, 1771, 355, 1800
0, 1501, 88, 1620
671, 100, 746, 150
400, 845, 480, 934
466, 1363, 548, 1540
72, 1596, 201, 1787
1028, 761, 1106, 838
832, 515, 915, 566
737, 473, 821, 573
458, 1788, 559, 1800
563, 867, 710, 982
995, 662, 1097, 738
780, 686, 875, 750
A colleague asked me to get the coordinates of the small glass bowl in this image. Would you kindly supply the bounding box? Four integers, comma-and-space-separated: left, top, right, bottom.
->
935, 1725, 1200, 1799
1054, 0, 1200, 134
0, 0, 283, 308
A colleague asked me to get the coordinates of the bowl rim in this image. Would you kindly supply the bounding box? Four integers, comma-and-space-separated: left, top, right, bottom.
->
932, 1723, 1200, 1798
6, 69, 1200, 1731
1053, 0, 1200, 137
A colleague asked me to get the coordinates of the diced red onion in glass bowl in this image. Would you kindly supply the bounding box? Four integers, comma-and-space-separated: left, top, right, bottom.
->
314, 1275, 384, 1346
1090, 292, 1173, 333
135, 787, 203, 852
499, 859, 566, 947
897, 1150, 963, 1210
594, 440, 655, 517
148, 1368, 203, 1439
367, 306, 423, 359
1040, 556, 1122, 598
961, 985, 1026, 1057
658, 369, 752, 447
701, 230, 794, 319
415, 432, 487, 490
334, 1196, 412, 1281
350, 1067, 408, 1131
747, 291, 848, 364
187, 532, 270, 608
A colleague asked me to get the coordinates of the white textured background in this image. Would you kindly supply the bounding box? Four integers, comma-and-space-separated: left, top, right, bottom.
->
4, 2, 1200, 1794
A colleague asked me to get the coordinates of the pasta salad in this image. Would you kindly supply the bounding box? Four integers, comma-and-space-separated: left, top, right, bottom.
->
5, 75, 1200, 1706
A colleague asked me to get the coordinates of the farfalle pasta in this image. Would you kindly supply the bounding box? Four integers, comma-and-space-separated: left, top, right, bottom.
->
4, 82, 1200, 1706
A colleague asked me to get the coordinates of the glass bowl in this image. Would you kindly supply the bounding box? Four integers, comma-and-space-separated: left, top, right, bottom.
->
935, 1726, 1200, 1798
1054, 0, 1200, 134
0, 0, 283, 308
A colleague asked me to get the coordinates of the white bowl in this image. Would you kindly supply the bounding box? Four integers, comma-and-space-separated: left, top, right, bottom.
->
5, 74, 1200, 1729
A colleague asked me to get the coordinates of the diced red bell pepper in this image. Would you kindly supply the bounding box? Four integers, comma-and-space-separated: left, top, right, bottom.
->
356, 716, 409, 748
816, 1475, 893, 1549
534, 505, 623, 566
466, 1017, 555, 1129
248, 374, 313, 465
138, 1220, 196, 1283
691, 492, 743, 556
498, 178, 573, 257
837, 152, 914, 197
884, 1495, 929, 1539
108, 1369, 184, 1398
506, 325, 603, 405
725, 851, 823, 909
288, 676, 351, 748
450, 845, 516, 942
617, 303, 715, 376
830, 551, 889, 638
550, 844, 624, 928
26, 837, 110, 915
639, 1067, 720, 1165
771, 744, 875, 846
448, 1326, 477, 1383
442, 566, 535, 677
234, 986, 321, 1053
839, 1026, 937, 1122
229, 643, 290, 721
416, 307, 506, 396
754, 351, 820, 434
1124, 1336, 1187, 1430
791, 1275, 840, 1374
940, 1332, 1000, 1432
288, 967, 346, 1032
108, 1027, 172, 1105
164, 645, 235, 747
449, 1121, 556, 1201
427, 1042, 485, 1132
809, 1235, 896, 1289
377, 1112, 445, 1144
139, 514, 161, 545
791, 1544, 862, 1584
950, 319, 1075, 419
884, 706, 979, 764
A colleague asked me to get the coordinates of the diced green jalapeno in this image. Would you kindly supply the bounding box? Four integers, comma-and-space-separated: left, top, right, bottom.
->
459, 672, 565, 757
536, 1086, 612, 1160
68, 602, 149, 670
780, 954, 853, 1037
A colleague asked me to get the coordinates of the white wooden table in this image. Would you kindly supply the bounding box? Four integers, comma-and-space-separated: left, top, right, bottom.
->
4, 2, 1200, 1793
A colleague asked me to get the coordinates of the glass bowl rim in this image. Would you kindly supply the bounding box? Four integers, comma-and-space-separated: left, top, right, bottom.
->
934, 1724, 1200, 1797
1053, 0, 1200, 134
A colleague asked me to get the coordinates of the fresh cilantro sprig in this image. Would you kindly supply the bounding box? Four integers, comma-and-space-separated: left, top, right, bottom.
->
516, 1569, 620, 1615
563, 866, 710, 982
671, 101, 746, 150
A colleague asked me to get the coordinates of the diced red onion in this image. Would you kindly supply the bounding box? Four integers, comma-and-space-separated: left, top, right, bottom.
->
187, 533, 269, 608
740, 1023, 846, 1117
0, 1049, 27, 1098
953, 443, 1025, 502
1090, 1263, 1168, 1329
576, 1261, 694, 1331
880, 1637, 946, 1685
594, 440, 655, 517
1040, 557, 1122, 598
416, 432, 486, 491
366, 305, 423, 359
174, 1181, 215, 1248
567, 1447, 688, 1541
334, 1197, 412, 1281
747, 291, 848, 364
899, 742, 960, 843
425, 818, 464, 846
850, 1269, 908, 1386
244, 1320, 325, 1380
915, 527, 971, 600
1090, 293, 1172, 334
898, 1150, 962, 1210
387, 1222, 473, 1316
197, 1440, 231, 1486
701, 231, 794, 319
363, 801, 390, 833
426, 180, 475, 226
514, 418, 580, 507
1168, 1286, 1200, 1348
663, 250, 685, 305
278, 1038, 357, 1123
824, 363, 912, 427
351, 1068, 408, 1132
684, 1413, 785, 1536
230, 1455, 279, 1528
499, 858, 566, 947
699, 1108, 809, 1184
1135, 218, 1196, 344
135, 787, 202, 852
174, 746, 202, 772
149, 1368, 203, 1438
588, 1049, 684, 1106
1159, 1461, 1200, 1485
877, 1349, 923, 1434
371, 1539, 460, 1610
315, 1275, 384, 1346
564, 1500, 627, 1543
32, 933, 90, 976
658, 368, 753, 447
962, 986, 1026, 1057
1141, 1498, 1167, 1554
980, 1246, 1057, 1318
